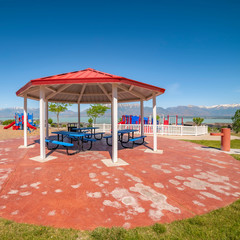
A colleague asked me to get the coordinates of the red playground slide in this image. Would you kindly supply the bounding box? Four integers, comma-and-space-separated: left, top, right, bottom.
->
4, 121, 15, 129
26, 122, 37, 130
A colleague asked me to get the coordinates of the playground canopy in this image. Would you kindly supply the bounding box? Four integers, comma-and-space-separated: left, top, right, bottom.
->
16, 68, 165, 163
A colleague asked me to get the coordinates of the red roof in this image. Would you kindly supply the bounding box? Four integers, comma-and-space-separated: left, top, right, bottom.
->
33, 68, 121, 81
16, 68, 165, 103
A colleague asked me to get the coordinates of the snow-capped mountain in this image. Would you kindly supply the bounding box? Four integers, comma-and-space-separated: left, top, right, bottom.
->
0, 104, 239, 118
199, 104, 240, 109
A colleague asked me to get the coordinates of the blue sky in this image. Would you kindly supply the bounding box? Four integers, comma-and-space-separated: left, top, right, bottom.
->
0, 0, 239, 112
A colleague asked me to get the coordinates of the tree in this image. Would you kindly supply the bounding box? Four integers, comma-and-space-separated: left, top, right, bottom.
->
232, 109, 240, 133
193, 117, 204, 126
48, 103, 72, 128
86, 104, 110, 124
87, 118, 93, 127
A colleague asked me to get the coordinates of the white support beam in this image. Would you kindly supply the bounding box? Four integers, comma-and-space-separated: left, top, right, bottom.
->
140, 99, 144, 136
46, 84, 70, 100
58, 91, 81, 96
129, 85, 134, 91
117, 84, 146, 100
98, 84, 112, 101
77, 84, 86, 103
24, 95, 27, 147
40, 86, 46, 159
19, 86, 39, 96
45, 100, 49, 138
152, 93, 157, 151
110, 99, 112, 149
112, 84, 118, 163
45, 86, 56, 92
78, 103, 80, 127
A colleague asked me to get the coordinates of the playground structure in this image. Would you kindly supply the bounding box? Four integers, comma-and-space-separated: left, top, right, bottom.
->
119, 115, 184, 125
4, 113, 37, 131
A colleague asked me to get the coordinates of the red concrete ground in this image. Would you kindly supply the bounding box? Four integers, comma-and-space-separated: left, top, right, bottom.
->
0, 135, 240, 230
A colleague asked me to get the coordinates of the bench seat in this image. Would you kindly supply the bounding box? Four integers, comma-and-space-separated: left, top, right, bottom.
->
85, 132, 105, 140
121, 135, 147, 148
104, 133, 122, 146
129, 136, 147, 142
103, 133, 121, 139
85, 132, 105, 136
82, 137, 97, 150
83, 138, 97, 142
45, 139, 76, 155
45, 139, 73, 147
103, 135, 112, 139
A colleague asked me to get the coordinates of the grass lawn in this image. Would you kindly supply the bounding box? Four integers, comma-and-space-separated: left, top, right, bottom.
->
1, 199, 240, 240
183, 139, 240, 161
0, 139, 240, 239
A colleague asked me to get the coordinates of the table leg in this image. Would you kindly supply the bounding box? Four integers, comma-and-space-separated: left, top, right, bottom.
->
81, 137, 84, 151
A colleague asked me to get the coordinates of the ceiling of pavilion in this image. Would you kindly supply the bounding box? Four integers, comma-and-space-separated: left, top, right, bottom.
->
16, 68, 165, 103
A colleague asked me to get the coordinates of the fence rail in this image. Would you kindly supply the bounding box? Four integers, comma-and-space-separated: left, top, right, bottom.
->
93, 124, 208, 136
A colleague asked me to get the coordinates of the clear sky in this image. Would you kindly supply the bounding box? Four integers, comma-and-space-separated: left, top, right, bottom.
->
0, 0, 239, 112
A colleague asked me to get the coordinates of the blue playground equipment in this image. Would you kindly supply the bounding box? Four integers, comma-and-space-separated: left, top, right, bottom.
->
12, 113, 37, 132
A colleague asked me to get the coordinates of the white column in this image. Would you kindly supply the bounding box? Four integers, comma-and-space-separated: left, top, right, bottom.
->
140, 100, 144, 136
112, 84, 118, 163
45, 101, 49, 138
78, 103, 80, 127
40, 86, 46, 159
24, 95, 27, 147
153, 93, 157, 151
111, 104, 113, 129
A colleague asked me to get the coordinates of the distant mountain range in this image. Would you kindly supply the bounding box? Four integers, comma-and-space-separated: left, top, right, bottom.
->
0, 104, 239, 119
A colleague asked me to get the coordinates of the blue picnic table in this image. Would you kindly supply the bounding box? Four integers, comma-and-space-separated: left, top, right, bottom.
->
48, 131, 96, 153
72, 127, 99, 134
104, 129, 139, 146
72, 127, 105, 140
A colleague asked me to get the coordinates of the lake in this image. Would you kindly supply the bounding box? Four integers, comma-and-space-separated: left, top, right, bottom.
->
0, 116, 232, 124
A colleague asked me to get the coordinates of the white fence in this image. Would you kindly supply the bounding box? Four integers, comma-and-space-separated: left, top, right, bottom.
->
93, 124, 208, 136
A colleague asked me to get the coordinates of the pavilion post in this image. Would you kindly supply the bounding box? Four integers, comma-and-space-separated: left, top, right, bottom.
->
40, 86, 46, 159
112, 83, 118, 163
140, 99, 144, 136
111, 105, 113, 130
152, 93, 157, 151
45, 100, 49, 138
24, 95, 27, 147
78, 103, 80, 128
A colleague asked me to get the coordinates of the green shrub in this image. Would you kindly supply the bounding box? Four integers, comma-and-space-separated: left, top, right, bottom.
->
62, 124, 66, 127
193, 117, 204, 126
232, 109, 240, 133
2, 119, 15, 125
48, 118, 53, 124
34, 120, 40, 126
51, 123, 57, 128
87, 118, 93, 127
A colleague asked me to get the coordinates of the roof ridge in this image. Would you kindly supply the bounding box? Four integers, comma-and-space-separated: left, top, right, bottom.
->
32, 68, 122, 81
84, 68, 119, 78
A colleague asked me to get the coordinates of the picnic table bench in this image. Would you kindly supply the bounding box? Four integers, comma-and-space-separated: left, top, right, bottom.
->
124, 135, 147, 148
85, 132, 105, 140
103, 129, 146, 148
45, 139, 75, 155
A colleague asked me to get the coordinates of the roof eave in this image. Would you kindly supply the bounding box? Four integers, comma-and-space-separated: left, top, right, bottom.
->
16, 76, 165, 98
16, 81, 33, 97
